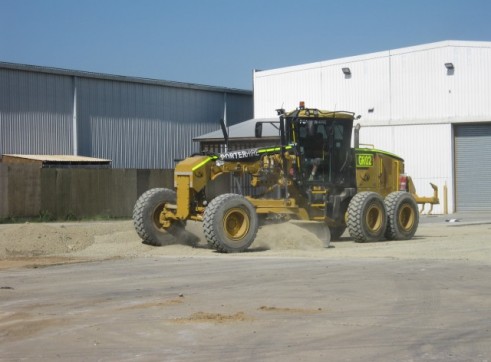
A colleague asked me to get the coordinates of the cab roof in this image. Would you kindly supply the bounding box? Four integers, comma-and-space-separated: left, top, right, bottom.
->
285, 107, 355, 120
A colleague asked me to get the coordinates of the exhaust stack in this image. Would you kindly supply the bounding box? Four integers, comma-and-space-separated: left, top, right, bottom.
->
354, 123, 361, 148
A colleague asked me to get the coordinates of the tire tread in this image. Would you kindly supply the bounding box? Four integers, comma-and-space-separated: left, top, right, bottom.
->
132, 188, 181, 246
384, 191, 419, 240
203, 193, 258, 253
347, 191, 386, 243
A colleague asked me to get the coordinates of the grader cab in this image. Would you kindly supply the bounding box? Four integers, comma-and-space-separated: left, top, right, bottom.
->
133, 103, 439, 252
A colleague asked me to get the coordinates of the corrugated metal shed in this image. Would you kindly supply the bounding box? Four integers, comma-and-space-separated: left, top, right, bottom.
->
253, 41, 491, 213
0, 62, 253, 169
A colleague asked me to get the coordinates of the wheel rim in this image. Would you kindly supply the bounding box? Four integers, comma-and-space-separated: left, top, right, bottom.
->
223, 208, 250, 240
152, 203, 172, 231
398, 204, 415, 231
152, 204, 164, 226
365, 204, 383, 232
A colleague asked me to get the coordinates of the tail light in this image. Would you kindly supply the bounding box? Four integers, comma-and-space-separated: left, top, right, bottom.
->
399, 174, 407, 191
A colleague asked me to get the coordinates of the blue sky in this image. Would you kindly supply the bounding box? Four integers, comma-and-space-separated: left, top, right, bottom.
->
1, 0, 490, 90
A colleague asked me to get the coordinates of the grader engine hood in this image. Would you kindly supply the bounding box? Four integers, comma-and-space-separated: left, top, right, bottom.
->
174, 155, 213, 192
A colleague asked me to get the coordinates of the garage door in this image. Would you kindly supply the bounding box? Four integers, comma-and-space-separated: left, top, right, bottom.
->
454, 123, 491, 211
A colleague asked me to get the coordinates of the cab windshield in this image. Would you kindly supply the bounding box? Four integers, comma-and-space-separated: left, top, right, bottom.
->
289, 119, 352, 184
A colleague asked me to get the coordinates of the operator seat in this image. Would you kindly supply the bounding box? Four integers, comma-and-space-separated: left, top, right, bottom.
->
304, 132, 324, 159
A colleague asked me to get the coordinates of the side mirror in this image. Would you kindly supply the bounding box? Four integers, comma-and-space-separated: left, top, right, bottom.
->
255, 122, 263, 138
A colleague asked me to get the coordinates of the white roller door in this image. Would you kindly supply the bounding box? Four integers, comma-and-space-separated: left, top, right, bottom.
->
454, 123, 491, 211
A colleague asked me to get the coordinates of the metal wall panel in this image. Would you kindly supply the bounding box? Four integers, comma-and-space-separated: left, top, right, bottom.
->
454, 124, 491, 211
0, 69, 73, 155
389, 45, 491, 122
321, 55, 390, 121
76, 77, 251, 168
359, 124, 452, 214
451, 46, 491, 119
226, 93, 255, 126
389, 47, 451, 122
0, 63, 253, 169
253, 52, 391, 120
253, 65, 323, 118
254, 41, 491, 125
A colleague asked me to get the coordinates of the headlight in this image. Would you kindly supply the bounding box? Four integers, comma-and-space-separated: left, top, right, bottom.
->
215, 159, 224, 167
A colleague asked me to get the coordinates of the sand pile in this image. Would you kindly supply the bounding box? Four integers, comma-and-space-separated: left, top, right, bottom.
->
0, 223, 95, 258
255, 222, 325, 250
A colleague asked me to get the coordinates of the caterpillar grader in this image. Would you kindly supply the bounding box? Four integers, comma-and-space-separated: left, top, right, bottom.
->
133, 102, 439, 252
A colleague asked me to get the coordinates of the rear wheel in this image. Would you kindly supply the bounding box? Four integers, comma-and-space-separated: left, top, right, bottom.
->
133, 188, 185, 246
385, 191, 419, 240
347, 192, 387, 242
203, 193, 259, 253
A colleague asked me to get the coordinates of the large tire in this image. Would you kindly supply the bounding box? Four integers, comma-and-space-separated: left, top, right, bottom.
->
133, 188, 184, 246
203, 193, 259, 253
384, 191, 419, 240
347, 192, 387, 242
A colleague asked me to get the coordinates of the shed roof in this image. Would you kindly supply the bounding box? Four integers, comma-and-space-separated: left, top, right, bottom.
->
194, 118, 280, 141
2, 154, 110, 162
1, 154, 111, 168
0, 62, 252, 95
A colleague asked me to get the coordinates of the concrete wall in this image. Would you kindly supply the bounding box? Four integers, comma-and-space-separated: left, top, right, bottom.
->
0, 165, 173, 220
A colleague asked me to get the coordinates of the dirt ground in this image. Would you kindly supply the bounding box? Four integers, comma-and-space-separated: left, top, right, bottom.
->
1, 215, 490, 269
1, 216, 491, 361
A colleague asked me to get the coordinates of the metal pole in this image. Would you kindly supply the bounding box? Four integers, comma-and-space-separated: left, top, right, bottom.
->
72, 77, 78, 155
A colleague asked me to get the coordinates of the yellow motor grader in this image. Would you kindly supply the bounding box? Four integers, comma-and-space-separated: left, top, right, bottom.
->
133, 103, 439, 252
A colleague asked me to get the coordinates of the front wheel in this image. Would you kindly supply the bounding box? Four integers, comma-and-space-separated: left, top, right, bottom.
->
347, 192, 387, 242
385, 191, 419, 240
132, 188, 185, 246
203, 194, 259, 253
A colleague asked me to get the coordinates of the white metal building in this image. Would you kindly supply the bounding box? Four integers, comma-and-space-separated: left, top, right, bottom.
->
253, 40, 491, 213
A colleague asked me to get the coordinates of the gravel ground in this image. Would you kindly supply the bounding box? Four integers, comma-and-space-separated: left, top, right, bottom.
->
1, 214, 490, 269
